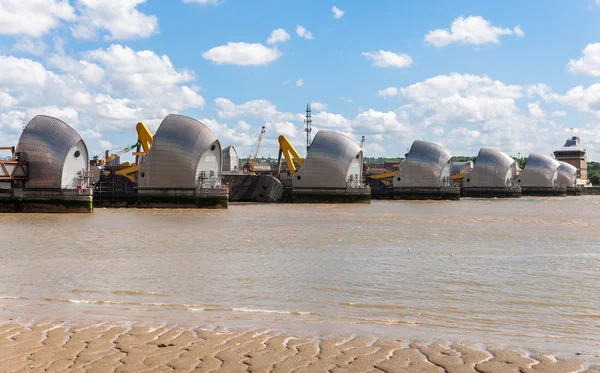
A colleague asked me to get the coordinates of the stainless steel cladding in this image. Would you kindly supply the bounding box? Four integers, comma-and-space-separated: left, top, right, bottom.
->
463, 148, 519, 188
292, 130, 363, 189
392, 140, 452, 188
557, 161, 577, 188
222, 145, 239, 172
138, 114, 221, 189
517, 153, 560, 188
16, 115, 89, 189
451, 161, 474, 176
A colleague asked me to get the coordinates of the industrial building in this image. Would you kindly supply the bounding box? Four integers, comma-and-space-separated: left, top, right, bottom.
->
392, 140, 460, 200
553, 136, 590, 186
462, 148, 521, 198
557, 161, 582, 195
137, 114, 228, 208
516, 153, 565, 196
0, 115, 93, 212
289, 130, 370, 203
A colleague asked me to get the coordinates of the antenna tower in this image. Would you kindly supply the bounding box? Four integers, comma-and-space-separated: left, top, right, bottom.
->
304, 103, 312, 154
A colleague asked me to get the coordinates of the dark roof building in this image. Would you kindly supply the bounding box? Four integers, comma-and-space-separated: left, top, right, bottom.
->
553, 136, 589, 186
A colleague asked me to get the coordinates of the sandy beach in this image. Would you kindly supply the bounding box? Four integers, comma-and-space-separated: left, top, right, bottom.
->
0, 321, 598, 373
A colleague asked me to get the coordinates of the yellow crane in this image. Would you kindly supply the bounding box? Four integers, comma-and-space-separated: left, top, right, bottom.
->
277, 135, 304, 176
93, 122, 154, 183
243, 126, 266, 173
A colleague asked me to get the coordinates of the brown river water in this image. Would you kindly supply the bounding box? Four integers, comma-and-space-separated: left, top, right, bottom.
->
1, 197, 599, 361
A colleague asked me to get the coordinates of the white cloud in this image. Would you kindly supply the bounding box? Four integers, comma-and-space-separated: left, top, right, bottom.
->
183, 0, 221, 4
48, 54, 106, 86
267, 28, 290, 45
513, 25, 525, 37
267, 28, 290, 44
553, 84, 600, 118
424, 16, 521, 47
296, 25, 314, 40
0, 93, 18, 108
85, 45, 195, 93
313, 112, 350, 130
377, 87, 399, 97
12, 39, 47, 57
0, 56, 49, 88
0, 0, 75, 37
527, 83, 552, 100
567, 43, 600, 77
354, 109, 411, 135
202, 42, 281, 66
296, 79, 304, 87
214, 98, 302, 122
551, 110, 567, 117
362, 50, 413, 68
528, 102, 545, 119
311, 102, 328, 111
0, 45, 206, 149
26, 106, 79, 124
400, 73, 522, 126
71, 0, 158, 41
332, 6, 345, 19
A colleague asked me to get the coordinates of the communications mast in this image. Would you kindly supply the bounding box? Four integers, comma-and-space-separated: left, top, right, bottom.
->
304, 103, 312, 154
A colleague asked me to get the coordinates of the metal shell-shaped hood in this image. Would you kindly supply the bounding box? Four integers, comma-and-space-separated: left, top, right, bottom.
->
16, 115, 89, 189
463, 148, 518, 188
138, 114, 221, 189
393, 140, 452, 188
517, 153, 560, 188
451, 161, 474, 176
221, 145, 239, 172
292, 130, 363, 189
557, 161, 577, 188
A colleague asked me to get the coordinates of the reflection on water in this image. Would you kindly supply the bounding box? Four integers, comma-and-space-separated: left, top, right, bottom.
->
1, 197, 599, 357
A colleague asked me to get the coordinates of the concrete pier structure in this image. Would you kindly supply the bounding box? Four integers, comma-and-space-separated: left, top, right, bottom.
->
392, 140, 460, 200
291, 131, 370, 203
516, 153, 566, 196
137, 114, 228, 208
0, 115, 92, 213
462, 148, 521, 198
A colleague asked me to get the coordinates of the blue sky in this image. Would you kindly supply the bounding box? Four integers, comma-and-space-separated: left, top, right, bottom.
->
1, 0, 600, 160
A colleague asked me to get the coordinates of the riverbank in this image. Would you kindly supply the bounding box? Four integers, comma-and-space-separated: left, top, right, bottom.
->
1, 321, 598, 373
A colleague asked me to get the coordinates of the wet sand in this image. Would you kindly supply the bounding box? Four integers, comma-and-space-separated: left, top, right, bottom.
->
0, 322, 598, 373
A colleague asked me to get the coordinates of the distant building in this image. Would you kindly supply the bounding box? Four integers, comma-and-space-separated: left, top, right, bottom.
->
553, 136, 589, 186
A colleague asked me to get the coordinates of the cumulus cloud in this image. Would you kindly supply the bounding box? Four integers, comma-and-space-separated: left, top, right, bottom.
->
266, 28, 290, 44
0, 45, 207, 154
332, 6, 345, 19
513, 25, 525, 37
528, 102, 545, 119
377, 87, 399, 97
0, 0, 75, 37
202, 42, 281, 66
553, 84, 600, 118
296, 79, 304, 87
400, 73, 522, 126
12, 39, 47, 56
296, 25, 314, 40
425, 16, 522, 47
568, 43, 600, 76
362, 50, 412, 68
71, 0, 158, 41
214, 98, 302, 122
311, 102, 328, 111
